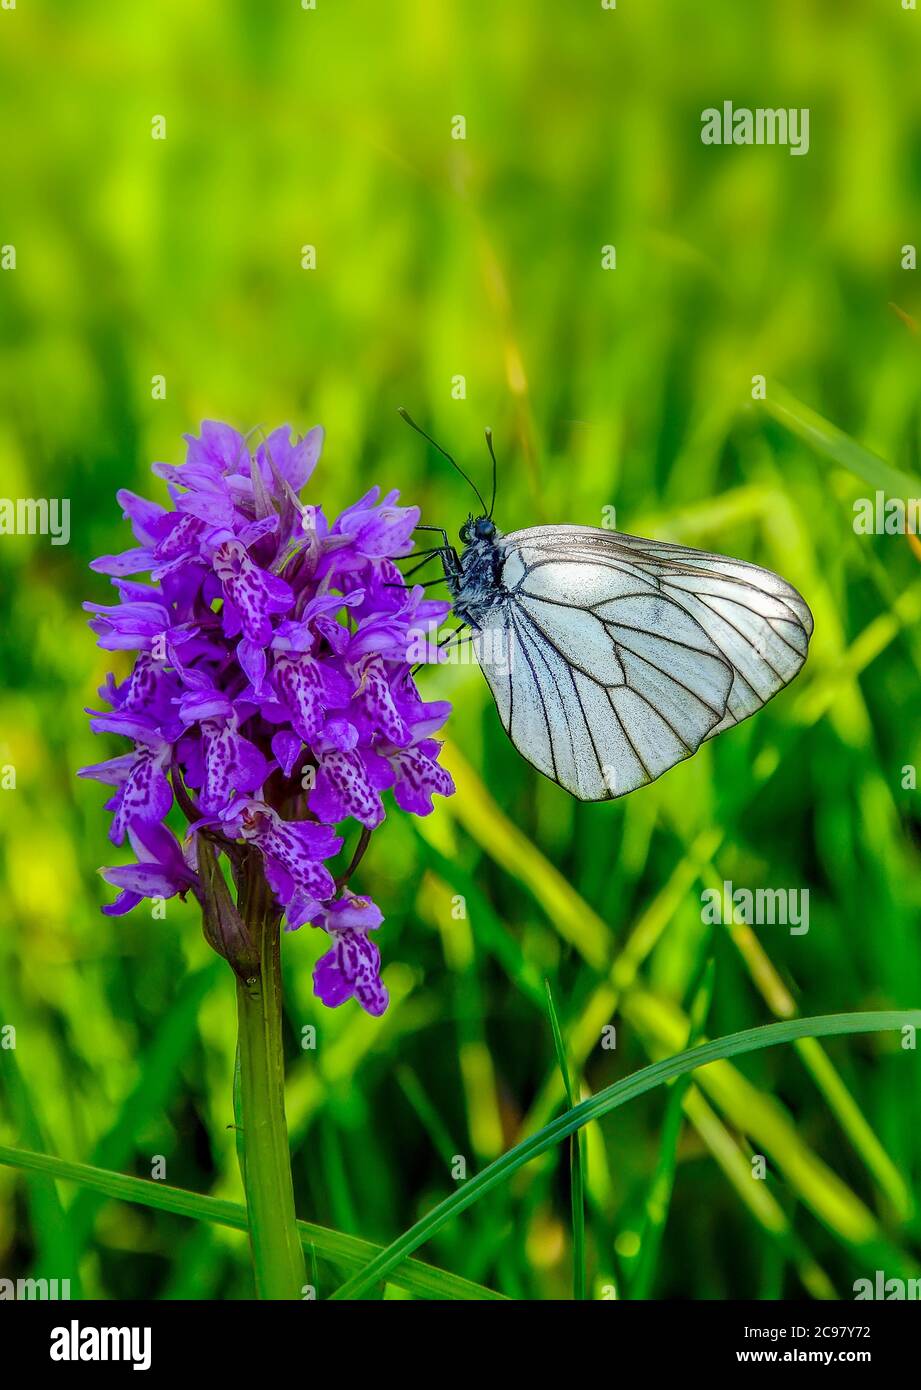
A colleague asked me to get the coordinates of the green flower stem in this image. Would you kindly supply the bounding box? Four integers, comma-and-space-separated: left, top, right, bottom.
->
235, 875, 306, 1300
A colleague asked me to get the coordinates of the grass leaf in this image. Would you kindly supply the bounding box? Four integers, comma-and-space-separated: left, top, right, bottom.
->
329, 1010, 919, 1300
0, 1143, 506, 1302
545, 980, 586, 1300
762, 384, 920, 496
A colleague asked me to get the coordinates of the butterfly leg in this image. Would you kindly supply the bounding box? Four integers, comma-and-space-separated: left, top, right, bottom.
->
439, 631, 475, 655
414, 523, 451, 547
414, 524, 462, 578
385, 551, 453, 590
385, 576, 449, 590
388, 530, 466, 592
411, 620, 469, 675
435, 622, 473, 658
401, 549, 444, 576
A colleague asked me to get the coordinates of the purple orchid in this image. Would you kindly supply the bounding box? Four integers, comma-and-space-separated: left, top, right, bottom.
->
99, 820, 201, 918
311, 894, 389, 1017
81, 421, 454, 1014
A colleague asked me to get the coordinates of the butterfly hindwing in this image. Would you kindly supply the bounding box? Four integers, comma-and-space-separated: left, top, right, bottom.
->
471, 525, 812, 800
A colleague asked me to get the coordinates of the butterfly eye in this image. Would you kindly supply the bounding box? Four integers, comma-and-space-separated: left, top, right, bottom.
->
475, 518, 496, 541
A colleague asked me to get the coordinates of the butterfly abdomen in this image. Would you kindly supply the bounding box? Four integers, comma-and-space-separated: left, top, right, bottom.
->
446, 532, 508, 629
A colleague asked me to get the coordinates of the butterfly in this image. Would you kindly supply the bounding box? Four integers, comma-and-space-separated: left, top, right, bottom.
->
399, 411, 814, 801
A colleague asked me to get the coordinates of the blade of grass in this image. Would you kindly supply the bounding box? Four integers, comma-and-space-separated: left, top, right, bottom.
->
631, 959, 714, 1299
514, 828, 723, 1135
792, 578, 921, 728
678, 1086, 836, 1299
425, 874, 504, 1161
623, 989, 878, 1245
440, 740, 611, 970
285, 965, 418, 1142
0, 1143, 506, 1302
762, 383, 920, 497
795, 1035, 913, 1221
545, 980, 586, 1301
396, 1066, 459, 1170
431, 753, 888, 1250
67, 962, 220, 1249
0, 1014, 83, 1295
689, 849, 913, 1220
329, 1010, 919, 1299
411, 830, 549, 1010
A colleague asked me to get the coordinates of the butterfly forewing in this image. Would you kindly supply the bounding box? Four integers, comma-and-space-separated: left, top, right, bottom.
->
472, 524, 813, 800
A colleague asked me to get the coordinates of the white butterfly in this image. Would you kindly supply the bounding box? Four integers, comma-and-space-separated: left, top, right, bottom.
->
401, 413, 813, 801
446, 520, 813, 800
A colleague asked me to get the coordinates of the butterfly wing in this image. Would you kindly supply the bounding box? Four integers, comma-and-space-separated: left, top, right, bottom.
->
472, 525, 812, 800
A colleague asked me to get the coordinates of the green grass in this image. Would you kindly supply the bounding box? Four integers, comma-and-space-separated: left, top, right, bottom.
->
545, 979, 587, 1300
1, 0, 920, 1300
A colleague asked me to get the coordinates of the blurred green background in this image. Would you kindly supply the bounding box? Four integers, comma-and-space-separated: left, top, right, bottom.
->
1, 0, 920, 1300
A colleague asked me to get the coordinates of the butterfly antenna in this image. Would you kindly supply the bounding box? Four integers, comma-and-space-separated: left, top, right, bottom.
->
484, 427, 498, 518
398, 408, 489, 516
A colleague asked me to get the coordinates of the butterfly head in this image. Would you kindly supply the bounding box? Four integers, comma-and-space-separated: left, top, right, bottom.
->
459, 515, 498, 547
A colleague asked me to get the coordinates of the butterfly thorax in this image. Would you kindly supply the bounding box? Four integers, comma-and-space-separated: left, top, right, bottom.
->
444, 529, 507, 630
